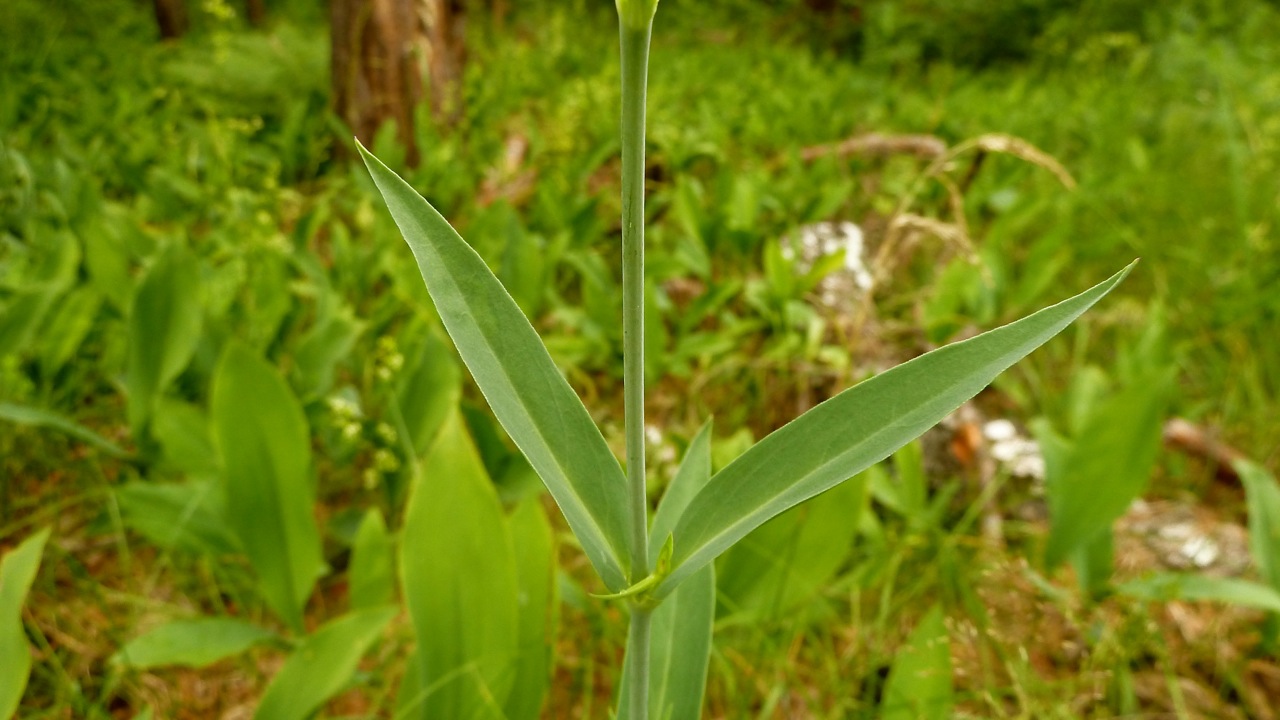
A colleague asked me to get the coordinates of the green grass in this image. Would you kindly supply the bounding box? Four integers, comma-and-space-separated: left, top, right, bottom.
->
3, 0, 1280, 716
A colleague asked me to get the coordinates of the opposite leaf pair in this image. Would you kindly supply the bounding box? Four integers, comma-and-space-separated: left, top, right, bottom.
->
359, 140, 1133, 605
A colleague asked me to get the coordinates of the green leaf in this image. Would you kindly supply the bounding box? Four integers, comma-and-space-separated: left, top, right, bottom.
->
1043, 370, 1170, 569
82, 212, 135, 312
880, 605, 953, 720
0, 402, 131, 459
649, 565, 715, 720
1072, 529, 1114, 599
349, 509, 395, 611
647, 420, 713, 564
504, 500, 557, 720
360, 143, 631, 591
243, 253, 293, 350
619, 566, 716, 720
893, 440, 927, 531
152, 399, 220, 481
125, 245, 203, 434
1118, 573, 1280, 613
658, 263, 1134, 598
395, 651, 427, 719
400, 413, 519, 719
37, 287, 101, 377
115, 481, 239, 555
0, 288, 58, 359
291, 301, 363, 401
717, 473, 864, 621
253, 606, 396, 720
112, 618, 277, 669
0, 527, 50, 720
1238, 460, 1280, 591
621, 428, 716, 720
212, 342, 326, 632
396, 328, 460, 461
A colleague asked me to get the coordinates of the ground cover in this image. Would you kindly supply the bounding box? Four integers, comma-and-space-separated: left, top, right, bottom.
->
2, 0, 1279, 716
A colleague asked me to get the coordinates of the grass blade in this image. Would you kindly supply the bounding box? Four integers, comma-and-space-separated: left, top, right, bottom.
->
360, 143, 631, 591
0, 527, 50, 720
658, 263, 1134, 598
212, 342, 327, 632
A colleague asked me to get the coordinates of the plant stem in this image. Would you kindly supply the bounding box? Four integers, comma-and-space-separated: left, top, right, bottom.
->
626, 606, 653, 717
621, 9, 652, 591
620, 13, 654, 720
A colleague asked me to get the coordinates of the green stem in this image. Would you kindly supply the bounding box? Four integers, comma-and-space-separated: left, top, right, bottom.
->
620, 15, 653, 720
621, 10, 652, 590
626, 606, 653, 718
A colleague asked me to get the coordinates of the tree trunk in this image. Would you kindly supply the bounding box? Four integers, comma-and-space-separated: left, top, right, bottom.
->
154, 0, 188, 39
423, 0, 466, 123
246, 0, 267, 26
330, 0, 466, 167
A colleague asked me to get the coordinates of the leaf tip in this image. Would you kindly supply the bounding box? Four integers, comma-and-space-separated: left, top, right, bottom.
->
656, 534, 674, 574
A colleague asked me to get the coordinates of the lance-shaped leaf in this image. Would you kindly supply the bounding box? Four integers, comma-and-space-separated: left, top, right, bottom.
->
504, 500, 557, 720
213, 343, 327, 632
0, 402, 130, 460
647, 420, 713, 564
1118, 573, 1280, 613
880, 605, 953, 720
115, 481, 239, 556
619, 425, 716, 720
617, 565, 715, 720
401, 413, 519, 719
349, 509, 395, 611
1238, 460, 1280, 592
0, 527, 50, 720
112, 617, 277, 669
1042, 368, 1170, 570
656, 263, 1134, 598
291, 300, 363, 402
359, 143, 630, 590
717, 473, 864, 622
126, 245, 202, 434
396, 328, 460, 461
254, 606, 396, 720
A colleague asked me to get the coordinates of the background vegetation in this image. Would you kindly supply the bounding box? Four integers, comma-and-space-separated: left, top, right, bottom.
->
2, 0, 1279, 716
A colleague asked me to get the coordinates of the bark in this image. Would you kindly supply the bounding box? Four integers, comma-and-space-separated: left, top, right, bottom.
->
154, 0, 188, 39
330, 0, 466, 167
423, 0, 466, 123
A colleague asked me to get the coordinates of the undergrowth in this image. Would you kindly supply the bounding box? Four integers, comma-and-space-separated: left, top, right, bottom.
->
2, 0, 1279, 716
